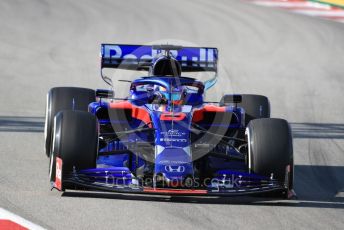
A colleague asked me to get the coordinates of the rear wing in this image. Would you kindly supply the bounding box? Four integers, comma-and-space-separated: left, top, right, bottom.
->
101, 44, 218, 72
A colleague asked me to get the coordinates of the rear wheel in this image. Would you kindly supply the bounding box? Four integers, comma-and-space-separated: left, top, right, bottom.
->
246, 118, 294, 197
220, 94, 270, 126
44, 87, 95, 157
220, 94, 270, 141
49, 110, 98, 190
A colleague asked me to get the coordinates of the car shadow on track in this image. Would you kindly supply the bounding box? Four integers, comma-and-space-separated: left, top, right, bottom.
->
0, 116, 44, 132
291, 122, 344, 139
62, 165, 344, 209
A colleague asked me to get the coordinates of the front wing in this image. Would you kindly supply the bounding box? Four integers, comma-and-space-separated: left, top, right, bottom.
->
56, 167, 287, 196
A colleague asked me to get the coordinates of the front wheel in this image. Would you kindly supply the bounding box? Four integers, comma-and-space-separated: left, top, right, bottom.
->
49, 110, 98, 190
246, 118, 294, 197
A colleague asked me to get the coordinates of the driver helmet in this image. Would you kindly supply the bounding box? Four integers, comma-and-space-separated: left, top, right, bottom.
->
158, 85, 187, 105
152, 56, 181, 76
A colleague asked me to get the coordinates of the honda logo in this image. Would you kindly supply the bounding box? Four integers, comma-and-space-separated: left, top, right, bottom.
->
165, 165, 185, 173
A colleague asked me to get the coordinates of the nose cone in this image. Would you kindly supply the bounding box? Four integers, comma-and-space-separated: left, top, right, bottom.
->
155, 147, 194, 185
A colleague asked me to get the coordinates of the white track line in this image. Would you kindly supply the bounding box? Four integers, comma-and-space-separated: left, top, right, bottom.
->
293, 9, 344, 16
0, 208, 45, 230
252, 0, 332, 9
248, 0, 344, 22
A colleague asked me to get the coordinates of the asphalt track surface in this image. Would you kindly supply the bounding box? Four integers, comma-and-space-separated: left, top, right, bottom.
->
0, 0, 344, 229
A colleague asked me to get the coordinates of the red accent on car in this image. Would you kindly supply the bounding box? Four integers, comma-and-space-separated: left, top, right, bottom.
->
192, 105, 226, 122
143, 188, 207, 194
171, 100, 183, 105
160, 112, 186, 121
55, 157, 63, 191
109, 101, 132, 109
109, 101, 152, 127
0, 220, 28, 230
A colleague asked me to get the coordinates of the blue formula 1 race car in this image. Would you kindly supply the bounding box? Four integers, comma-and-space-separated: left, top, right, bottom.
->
45, 44, 294, 198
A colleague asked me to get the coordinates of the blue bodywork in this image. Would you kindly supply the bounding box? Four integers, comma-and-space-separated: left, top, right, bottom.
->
61, 44, 285, 195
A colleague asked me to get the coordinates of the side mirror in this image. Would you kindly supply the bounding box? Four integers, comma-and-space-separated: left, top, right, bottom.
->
96, 89, 114, 98
220, 94, 242, 106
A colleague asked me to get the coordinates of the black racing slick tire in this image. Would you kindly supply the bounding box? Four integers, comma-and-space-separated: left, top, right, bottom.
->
220, 94, 270, 126
44, 87, 95, 157
49, 110, 98, 190
246, 118, 294, 195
